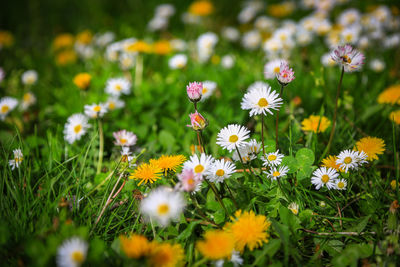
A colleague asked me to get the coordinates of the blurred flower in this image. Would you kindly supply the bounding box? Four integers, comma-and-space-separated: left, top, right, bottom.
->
262, 150, 284, 167
130, 163, 163, 186
266, 165, 289, 180
391, 180, 398, 190
155, 4, 175, 18
321, 155, 345, 172
200, 80, 217, 101
148, 242, 184, 267
321, 53, 337, 67
56, 50, 77, 65
268, 2, 295, 17
336, 149, 367, 173
75, 30, 93, 45
140, 187, 185, 226
21, 92, 36, 111
215, 250, 243, 267
21, 70, 38, 86
0, 67, 5, 83
186, 81, 203, 102
264, 59, 284, 79
170, 39, 187, 51
188, 0, 214, 16
331, 44, 365, 72
216, 124, 250, 152
241, 85, 283, 117
63, 113, 91, 144
390, 110, 400, 125
196, 32, 218, 63
105, 77, 131, 97
225, 210, 271, 252
119, 53, 136, 70
196, 230, 235, 260
241, 30, 262, 50
120, 147, 134, 164
168, 54, 187, 69
206, 159, 236, 183
355, 137, 385, 161
150, 155, 186, 175
120, 234, 150, 259
187, 111, 208, 131
311, 167, 338, 190
125, 40, 152, 53
53, 33, 74, 51
73, 73, 92, 90
335, 179, 347, 190
222, 27, 240, 42
177, 168, 202, 193
152, 40, 172, 55
9, 148, 23, 170
56, 237, 88, 267
288, 203, 299, 215
0, 96, 18, 120
84, 103, 108, 119
113, 129, 137, 147
301, 115, 331, 133
369, 59, 385, 72
106, 97, 125, 111
377, 85, 400, 105
0, 31, 14, 48
94, 32, 115, 47
247, 81, 269, 92
276, 61, 295, 86
183, 153, 214, 178
221, 55, 235, 69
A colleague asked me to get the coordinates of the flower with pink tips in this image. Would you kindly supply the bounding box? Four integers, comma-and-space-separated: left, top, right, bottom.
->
187, 111, 208, 131
176, 168, 202, 193
113, 130, 137, 147
186, 81, 203, 102
276, 61, 295, 86
331, 44, 365, 72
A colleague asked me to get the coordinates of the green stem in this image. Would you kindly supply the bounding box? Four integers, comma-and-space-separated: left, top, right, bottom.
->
224, 181, 238, 209
205, 179, 228, 216
96, 119, 104, 175
275, 84, 285, 150
135, 53, 143, 89
261, 114, 265, 156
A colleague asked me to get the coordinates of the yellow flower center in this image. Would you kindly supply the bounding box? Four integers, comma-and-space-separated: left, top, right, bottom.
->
258, 98, 269, 107
337, 181, 345, 189
216, 169, 225, 177
115, 84, 122, 91
108, 102, 115, 110
1, 105, 10, 113
23, 93, 31, 102
74, 124, 82, 133
321, 174, 330, 183
344, 157, 352, 164
342, 55, 352, 63
93, 105, 101, 112
290, 208, 298, 215
194, 164, 204, 173
273, 171, 280, 177
187, 178, 194, 185
268, 154, 277, 161
71, 251, 84, 263
229, 135, 239, 143
15, 157, 23, 163
157, 204, 170, 215
120, 138, 127, 144
202, 88, 208, 94
273, 66, 280, 73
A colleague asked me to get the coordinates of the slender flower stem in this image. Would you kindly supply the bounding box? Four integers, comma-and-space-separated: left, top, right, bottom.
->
96, 119, 104, 175
276, 177, 289, 200
135, 53, 143, 89
275, 84, 285, 149
190, 194, 219, 227
196, 131, 203, 153
261, 114, 265, 156
224, 181, 238, 209
321, 66, 345, 161
205, 179, 229, 216
199, 131, 207, 154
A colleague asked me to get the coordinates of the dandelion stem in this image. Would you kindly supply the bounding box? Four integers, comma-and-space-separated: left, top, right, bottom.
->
322, 66, 345, 160
275, 84, 285, 149
96, 119, 104, 175
135, 53, 143, 89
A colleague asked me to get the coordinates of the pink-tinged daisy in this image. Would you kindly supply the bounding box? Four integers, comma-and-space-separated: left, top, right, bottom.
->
311, 167, 338, 190
113, 130, 137, 147
216, 124, 250, 152
176, 168, 202, 193
186, 81, 203, 102
331, 44, 365, 72
276, 61, 295, 86
241, 85, 283, 117
187, 111, 208, 131
267, 165, 289, 180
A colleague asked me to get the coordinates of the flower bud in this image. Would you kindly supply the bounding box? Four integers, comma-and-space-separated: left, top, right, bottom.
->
276, 61, 295, 86
187, 111, 208, 131
186, 82, 203, 102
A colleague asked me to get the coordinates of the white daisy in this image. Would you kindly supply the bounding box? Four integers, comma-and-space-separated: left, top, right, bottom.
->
221, 55, 235, 69
119, 53, 135, 70
0, 96, 18, 120
84, 103, 108, 118
264, 59, 285, 79
335, 179, 347, 190
106, 97, 125, 111
288, 202, 299, 215
21, 70, 38, 86
183, 153, 214, 178
262, 150, 284, 167
206, 159, 236, 183
355, 150, 368, 167
21, 92, 36, 111
105, 78, 131, 97
221, 27, 240, 42
113, 130, 137, 147
311, 167, 338, 190
216, 124, 250, 152
215, 250, 243, 267
63, 114, 91, 144
56, 237, 88, 267
168, 54, 187, 69
232, 143, 257, 163
9, 148, 23, 170
336, 149, 360, 173
369, 59, 385, 72
120, 147, 135, 167
267, 165, 289, 180
241, 30, 261, 50
241, 85, 283, 117
247, 81, 269, 92
200, 80, 217, 101
140, 187, 185, 226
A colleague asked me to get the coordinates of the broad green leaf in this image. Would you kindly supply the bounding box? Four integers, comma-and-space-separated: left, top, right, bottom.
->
296, 148, 315, 166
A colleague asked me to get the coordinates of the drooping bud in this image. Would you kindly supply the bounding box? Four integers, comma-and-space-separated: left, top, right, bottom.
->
187, 111, 208, 131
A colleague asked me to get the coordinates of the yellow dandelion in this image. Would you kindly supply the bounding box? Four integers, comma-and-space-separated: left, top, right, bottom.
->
125, 40, 152, 53
301, 115, 331, 133
390, 110, 400, 125
355, 136, 385, 161
196, 230, 235, 260
188, 0, 214, 16
73, 73, 92, 90
76, 30, 93, 45
120, 234, 151, 259
377, 85, 400, 105
321, 155, 345, 172
53, 33, 74, 51
148, 242, 184, 267
152, 40, 172, 55
150, 155, 186, 175
129, 163, 163, 186
56, 50, 77, 66
268, 2, 295, 18
225, 210, 271, 252
0, 31, 14, 47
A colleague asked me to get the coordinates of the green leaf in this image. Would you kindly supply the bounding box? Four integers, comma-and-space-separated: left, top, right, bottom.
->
158, 130, 176, 151
295, 148, 315, 166
281, 156, 298, 174
252, 239, 281, 266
